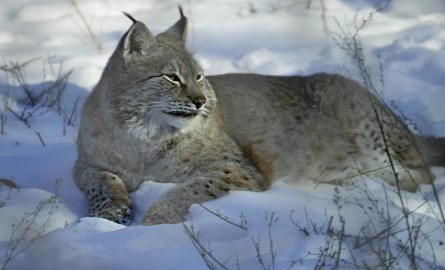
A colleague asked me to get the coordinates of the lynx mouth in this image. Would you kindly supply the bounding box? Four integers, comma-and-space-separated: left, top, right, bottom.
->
164, 110, 197, 118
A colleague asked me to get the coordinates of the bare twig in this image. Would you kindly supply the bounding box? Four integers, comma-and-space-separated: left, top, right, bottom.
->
0, 58, 41, 106
195, 200, 247, 231
327, 3, 423, 267
7, 107, 31, 128
66, 96, 80, 126
0, 113, 6, 135
185, 189, 247, 231
319, 0, 328, 34
35, 131, 46, 146
69, 0, 103, 52
1, 57, 74, 133
182, 222, 230, 270
252, 212, 278, 270
1, 181, 61, 270
333, 216, 345, 269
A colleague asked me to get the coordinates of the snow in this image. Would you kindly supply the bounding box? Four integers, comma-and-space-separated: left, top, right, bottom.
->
0, 0, 444, 269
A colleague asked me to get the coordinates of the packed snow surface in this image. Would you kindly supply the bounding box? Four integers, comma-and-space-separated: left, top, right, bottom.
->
0, 0, 444, 269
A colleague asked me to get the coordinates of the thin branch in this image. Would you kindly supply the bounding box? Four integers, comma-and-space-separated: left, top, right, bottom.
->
66, 96, 79, 126
7, 107, 31, 128
194, 200, 247, 231
182, 222, 230, 270
333, 216, 345, 269
35, 131, 46, 146
69, 0, 103, 52
0, 113, 6, 135
185, 189, 247, 231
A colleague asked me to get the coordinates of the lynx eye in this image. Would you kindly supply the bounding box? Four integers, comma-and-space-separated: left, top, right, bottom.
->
163, 74, 182, 85
196, 74, 204, 83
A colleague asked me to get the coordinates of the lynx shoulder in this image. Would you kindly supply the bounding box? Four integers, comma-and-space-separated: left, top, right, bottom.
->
73, 8, 442, 225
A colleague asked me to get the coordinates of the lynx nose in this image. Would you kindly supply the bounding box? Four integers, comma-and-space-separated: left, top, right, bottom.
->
188, 95, 207, 109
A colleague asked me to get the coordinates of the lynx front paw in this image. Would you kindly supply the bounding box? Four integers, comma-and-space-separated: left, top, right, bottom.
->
86, 171, 134, 225
91, 204, 134, 225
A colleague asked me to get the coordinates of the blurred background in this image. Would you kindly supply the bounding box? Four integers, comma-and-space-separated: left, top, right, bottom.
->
0, 0, 444, 134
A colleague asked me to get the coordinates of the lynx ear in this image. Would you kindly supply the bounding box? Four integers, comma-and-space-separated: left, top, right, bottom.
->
157, 6, 188, 43
122, 12, 157, 62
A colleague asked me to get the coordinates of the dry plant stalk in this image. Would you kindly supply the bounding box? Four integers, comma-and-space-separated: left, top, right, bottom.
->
69, 0, 103, 52
0, 191, 60, 270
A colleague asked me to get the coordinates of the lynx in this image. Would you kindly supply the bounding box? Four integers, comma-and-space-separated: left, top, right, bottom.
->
74, 8, 443, 225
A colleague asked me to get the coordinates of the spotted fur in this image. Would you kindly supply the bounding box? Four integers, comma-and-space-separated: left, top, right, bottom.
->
74, 8, 440, 225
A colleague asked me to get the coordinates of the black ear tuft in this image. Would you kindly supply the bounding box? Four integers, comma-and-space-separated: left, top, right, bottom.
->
122, 16, 157, 63
178, 5, 185, 19
122, 11, 137, 24
157, 6, 188, 43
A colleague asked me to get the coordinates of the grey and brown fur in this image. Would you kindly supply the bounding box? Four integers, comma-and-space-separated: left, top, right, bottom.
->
74, 8, 442, 225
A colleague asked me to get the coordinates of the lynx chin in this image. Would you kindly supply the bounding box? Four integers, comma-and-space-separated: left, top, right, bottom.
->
74, 8, 444, 225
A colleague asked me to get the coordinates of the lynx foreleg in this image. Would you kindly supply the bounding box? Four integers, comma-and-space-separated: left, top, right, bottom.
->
74, 164, 133, 224
142, 177, 231, 225
142, 163, 269, 225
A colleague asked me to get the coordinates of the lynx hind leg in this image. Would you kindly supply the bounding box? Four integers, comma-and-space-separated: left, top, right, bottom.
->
83, 171, 134, 224
393, 165, 431, 192
384, 118, 433, 190
388, 137, 432, 191
358, 109, 432, 191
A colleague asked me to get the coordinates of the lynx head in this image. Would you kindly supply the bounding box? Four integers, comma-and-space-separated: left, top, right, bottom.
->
100, 7, 216, 140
